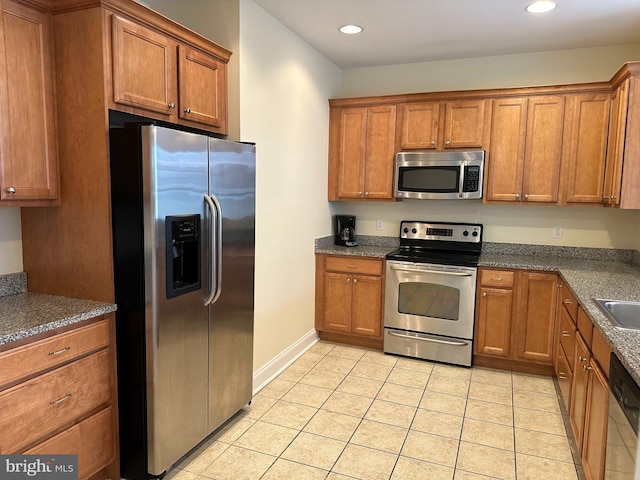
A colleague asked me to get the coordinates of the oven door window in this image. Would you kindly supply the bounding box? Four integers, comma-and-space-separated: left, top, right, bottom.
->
398, 166, 460, 193
398, 281, 460, 320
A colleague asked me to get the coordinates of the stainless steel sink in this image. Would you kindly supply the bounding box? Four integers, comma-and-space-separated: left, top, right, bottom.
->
595, 299, 640, 330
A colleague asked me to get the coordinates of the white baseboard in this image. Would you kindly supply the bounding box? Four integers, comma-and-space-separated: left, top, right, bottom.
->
253, 329, 319, 395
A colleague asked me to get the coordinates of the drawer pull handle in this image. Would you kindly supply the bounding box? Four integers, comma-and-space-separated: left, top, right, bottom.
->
49, 346, 71, 356
50, 393, 72, 405
563, 299, 573, 304
579, 356, 588, 362
490, 277, 504, 281
561, 331, 571, 337
558, 373, 568, 379
583, 365, 593, 372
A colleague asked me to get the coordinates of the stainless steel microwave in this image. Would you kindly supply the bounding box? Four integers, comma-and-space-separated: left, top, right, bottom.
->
395, 150, 485, 200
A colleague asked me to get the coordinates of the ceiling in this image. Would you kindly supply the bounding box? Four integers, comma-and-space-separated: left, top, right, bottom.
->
252, 0, 640, 69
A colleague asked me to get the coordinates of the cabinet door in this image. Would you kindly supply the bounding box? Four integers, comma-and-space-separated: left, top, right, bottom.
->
178, 45, 227, 132
556, 346, 572, 412
603, 78, 629, 207
485, 98, 527, 202
522, 96, 565, 203
513, 271, 558, 364
336, 107, 367, 199
363, 105, 396, 199
322, 271, 352, 333
562, 93, 610, 205
582, 361, 609, 480
443, 100, 485, 149
475, 287, 513, 358
570, 334, 591, 452
397, 102, 439, 150
111, 15, 177, 117
351, 274, 382, 338
0, 0, 58, 202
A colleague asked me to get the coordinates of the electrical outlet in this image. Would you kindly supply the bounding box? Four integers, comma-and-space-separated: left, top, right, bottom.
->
553, 225, 563, 238
376, 219, 384, 230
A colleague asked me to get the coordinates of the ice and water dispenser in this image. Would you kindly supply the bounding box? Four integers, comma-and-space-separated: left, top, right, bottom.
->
165, 215, 201, 299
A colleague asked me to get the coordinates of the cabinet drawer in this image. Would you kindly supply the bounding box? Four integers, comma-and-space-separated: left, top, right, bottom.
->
480, 269, 514, 288
556, 344, 572, 412
0, 349, 111, 453
26, 407, 114, 480
591, 328, 612, 378
0, 319, 109, 388
559, 287, 578, 322
577, 307, 594, 348
558, 308, 576, 369
325, 256, 382, 275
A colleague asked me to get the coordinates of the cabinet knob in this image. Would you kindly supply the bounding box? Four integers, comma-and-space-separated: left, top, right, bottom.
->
603, 196, 609, 200
524, 194, 529, 200
358, 191, 363, 196
168, 102, 175, 109
6, 186, 16, 194
611, 195, 617, 201
430, 140, 436, 146
514, 193, 520, 200
562, 298, 573, 304
364, 192, 369, 196
482, 292, 487, 297
583, 365, 593, 372
445, 140, 450, 145
346, 278, 351, 282
579, 356, 588, 362
353, 279, 358, 283
184, 107, 191, 113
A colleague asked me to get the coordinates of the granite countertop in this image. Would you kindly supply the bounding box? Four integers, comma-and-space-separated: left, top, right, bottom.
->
0, 273, 117, 346
315, 235, 640, 384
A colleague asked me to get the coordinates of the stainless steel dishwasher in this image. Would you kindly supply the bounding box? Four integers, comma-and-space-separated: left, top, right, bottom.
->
605, 354, 639, 480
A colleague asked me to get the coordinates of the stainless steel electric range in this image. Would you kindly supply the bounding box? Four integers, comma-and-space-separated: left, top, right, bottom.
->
384, 220, 483, 367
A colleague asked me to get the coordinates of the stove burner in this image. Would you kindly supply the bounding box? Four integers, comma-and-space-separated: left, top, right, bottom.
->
387, 220, 483, 266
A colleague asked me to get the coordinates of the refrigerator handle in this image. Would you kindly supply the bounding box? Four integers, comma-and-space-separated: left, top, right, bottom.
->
204, 194, 223, 306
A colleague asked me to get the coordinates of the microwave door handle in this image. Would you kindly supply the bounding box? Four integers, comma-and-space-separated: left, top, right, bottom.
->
458, 165, 465, 198
389, 265, 473, 277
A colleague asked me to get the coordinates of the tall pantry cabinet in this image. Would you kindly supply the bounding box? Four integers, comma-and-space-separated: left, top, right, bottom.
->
21, 0, 231, 302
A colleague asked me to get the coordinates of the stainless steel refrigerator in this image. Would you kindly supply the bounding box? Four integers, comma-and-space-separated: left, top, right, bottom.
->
109, 122, 255, 480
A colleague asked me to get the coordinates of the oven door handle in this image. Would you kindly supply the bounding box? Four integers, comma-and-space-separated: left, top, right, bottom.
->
389, 265, 473, 277
387, 330, 469, 346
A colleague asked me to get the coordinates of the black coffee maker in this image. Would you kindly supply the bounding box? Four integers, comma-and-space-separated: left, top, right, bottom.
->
335, 215, 358, 247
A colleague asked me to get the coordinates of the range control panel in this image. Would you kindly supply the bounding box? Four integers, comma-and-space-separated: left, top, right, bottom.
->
399, 221, 482, 244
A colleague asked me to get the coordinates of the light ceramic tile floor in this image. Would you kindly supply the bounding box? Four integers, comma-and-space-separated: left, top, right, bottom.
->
164, 342, 586, 480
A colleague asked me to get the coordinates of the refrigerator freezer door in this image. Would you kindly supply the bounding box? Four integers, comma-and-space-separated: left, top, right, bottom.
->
143, 126, 210, 475
207, 138, 256, 433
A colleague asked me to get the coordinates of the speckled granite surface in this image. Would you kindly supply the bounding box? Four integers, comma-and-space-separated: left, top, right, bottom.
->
0, 272, 27, 296
0, 273, 117, 346
315, 235, 399, 258
315, 236, 640, 384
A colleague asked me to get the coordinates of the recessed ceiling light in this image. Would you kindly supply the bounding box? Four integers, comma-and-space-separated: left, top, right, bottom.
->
339, 24, 363, 35
525, 1, 557, 13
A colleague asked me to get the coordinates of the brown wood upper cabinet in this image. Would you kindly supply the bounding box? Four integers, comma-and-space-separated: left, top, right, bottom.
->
397, 100, 486, 150
560, 92, 611, 206
110, 14, 228, 134
328, 105, 396, 201
485, 95, 565, 204
0, 0, 59, 205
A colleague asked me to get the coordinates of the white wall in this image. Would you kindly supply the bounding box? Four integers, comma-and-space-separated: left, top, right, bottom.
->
239, 0, 341, 372
340, 43, 640, 97
0, 208, 22, 274
335, 43, 640, 248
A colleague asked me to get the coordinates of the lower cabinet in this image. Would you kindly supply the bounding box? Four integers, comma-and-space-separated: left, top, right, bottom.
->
553, 295, 612, 480
0, 315, 119, 480
315, 254, 384, 349
474, 268, 557, 373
